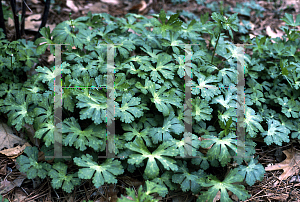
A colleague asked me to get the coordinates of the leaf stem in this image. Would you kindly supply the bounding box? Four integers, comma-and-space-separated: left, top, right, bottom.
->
211, 33, 221, 64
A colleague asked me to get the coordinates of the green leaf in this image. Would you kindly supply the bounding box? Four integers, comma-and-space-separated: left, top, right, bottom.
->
151, 110, 184, 144
75, 89, 107, 125
1, 91, 34, 131
139, 53, 175, 84
200, 133, 238, 167
122, 121, 153, 147
154, 10, 183, 36
48, 162, 81, 193
16, 146, 51, 179
191, 72, 221, 102
34, 119, 56, 147
236, 158, 265, 186
277, 97, 300, 118
62, 117, 106, 151
74, 154, 124, 188
0, 195, 9, 202
52, 20, 88, 49
151, 171, 178, 194
126, 138, 178, 179
171, 132, 202, 157
147, 79, 182, 116
192, 98, 213, 122
34, 26, 54, 54
115, 93, 149, 124
172, 161, 206, 193
281, 13, 300, 27
197, 169, 250, 202
244, 106, 264, 138
119, 180, 163, 202
261, 119, 290, 146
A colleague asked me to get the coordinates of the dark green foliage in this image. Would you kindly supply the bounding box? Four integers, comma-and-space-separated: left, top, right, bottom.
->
1, 7, 300, 201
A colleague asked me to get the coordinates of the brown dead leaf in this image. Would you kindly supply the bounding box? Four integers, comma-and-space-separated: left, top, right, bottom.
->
66, 0, 79, 13
128, 0, 152, 15
100, 0, 121, 5
0, 142, 31, 159
0, 122, 27, 151
82, 2, 109, 15
24, 14, 41, 30
13, 187, 28, 202
266, 26, 286, 43
0, 174, 27, 195
265, 147, 300, 187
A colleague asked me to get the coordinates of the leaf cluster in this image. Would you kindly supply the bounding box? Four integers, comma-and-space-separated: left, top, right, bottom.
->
0, 7, 299, 201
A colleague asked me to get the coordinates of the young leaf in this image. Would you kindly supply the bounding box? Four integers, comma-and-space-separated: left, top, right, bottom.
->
281, 13, 300, 27
119, 180, 163, 202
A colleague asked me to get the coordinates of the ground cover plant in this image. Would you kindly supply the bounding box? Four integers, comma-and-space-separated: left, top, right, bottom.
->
0, 3, 300, 201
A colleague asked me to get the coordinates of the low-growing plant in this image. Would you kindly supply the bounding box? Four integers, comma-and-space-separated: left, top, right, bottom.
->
0, 7, 299, 201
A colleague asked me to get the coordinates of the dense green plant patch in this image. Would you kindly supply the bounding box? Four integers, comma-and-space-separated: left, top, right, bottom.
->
0, 4, 300, 201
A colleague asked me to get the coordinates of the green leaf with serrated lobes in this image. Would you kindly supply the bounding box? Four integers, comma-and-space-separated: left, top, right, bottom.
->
200, 133, 238, 167
281, 13, 300, 27
244, 106, 264, 137
62, 117, 106, 151
2, 91, 34, 131
126, 138, 178, 179
34, 121, 56, 147
74, 154, 124, 188
119, 185, 158, 202
76, 92, 107, 125
172, 161, 205, 194
16, 146, 51, 179
236, 158, 265, 186
151, 171, 178, 195
119, 180, 165, 202
48, 162, 81, 193
146, 79, 181, 116
151, 110, 184, 144
192, 98, 213, 122
261, 119, 290, 146
115, 93, 148, 124
144, 180, 168, 197
197, 169, 250, 202
148, 53, 175, 83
